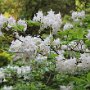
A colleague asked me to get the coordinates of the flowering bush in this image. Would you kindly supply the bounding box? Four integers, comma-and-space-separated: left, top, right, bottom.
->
0, 10, 90, 90
33, 10, 62, 34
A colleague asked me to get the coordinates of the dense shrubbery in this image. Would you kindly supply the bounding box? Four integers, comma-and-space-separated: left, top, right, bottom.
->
0, 0, 90, 19
0, 7, 90, 90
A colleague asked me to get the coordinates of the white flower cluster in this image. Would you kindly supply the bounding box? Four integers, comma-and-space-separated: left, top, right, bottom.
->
0, 14, 27, 33
33, 10, 62, 34
39, 35, 51, 55
71, 11, 85, 21
68, 40, 86, 51
6, 65, 31, 76
63, 23, 73, 30
35, 54, 47, 62
0, 68, 5, 83
77, 53, 90, 71
9, 34, 61, 61
56, 50, 65, 61
56, 51, 90, 73
7, 16, 16, 28
61, 40, 86, 51
60, 85, 73, 90
56, 58, 77, 73
0, 14, 7, 29
86, 30, 90, 40
0, 65, 31, 85
55, 39, 90, 74
52, 38, 60, 46
2, 86, 13, 90
0, 14, 7, 35
9, 36, 39, 60
7, 17, 27, 31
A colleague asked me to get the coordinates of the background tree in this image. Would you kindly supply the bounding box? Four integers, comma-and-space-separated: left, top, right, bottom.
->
0, 0, 90, 19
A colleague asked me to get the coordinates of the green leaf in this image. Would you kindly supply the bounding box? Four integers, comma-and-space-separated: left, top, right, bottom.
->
85, 40, 90, 48
87, 72, 90, 83
13, 24, 25, 31
26, 20, 41, 26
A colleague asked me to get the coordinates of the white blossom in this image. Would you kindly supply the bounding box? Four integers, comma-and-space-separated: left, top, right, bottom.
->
61, 45, 68, 50
68, 40, 86, 51
56, 58, 77, 73
9, 36, 39, 60
0, 14, 7, 29
86, 30, 90, 39
60, 85, 73, 90
56, 54, 65, 61
9, 39, 22, 52
43, 34, 53, 45
52, 38, 60, 46
35, 54, 47, 62
39, 43, 50, 55
2, 86, 13, 90
0, 71, 5, 83
7, 16, 16, 28
5, 65, 31, 76
33, 11, 43, 22
33, 10, 62, 34
71, 11, 85, 21
77, 53, 90, 70
63, 23, 73, 30
19, 66, 31, 75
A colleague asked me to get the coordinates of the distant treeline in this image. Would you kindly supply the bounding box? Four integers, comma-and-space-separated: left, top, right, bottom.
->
0, 0, 90, 19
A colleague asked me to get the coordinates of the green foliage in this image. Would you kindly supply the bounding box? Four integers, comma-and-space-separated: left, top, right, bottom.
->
21, 0, 76, 19
0, 0, 90, 19
0, 0, 23, 19
0, 52, 12, 67
0, 0, 76, 19
27, 20, 41, 27
13, 24, 25, 31
87, 72, 90, 83
14, 83, 31, 90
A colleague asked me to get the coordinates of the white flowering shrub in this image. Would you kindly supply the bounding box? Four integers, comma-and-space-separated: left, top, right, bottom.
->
0, 10, 90, 90
33, 10, 62, 34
